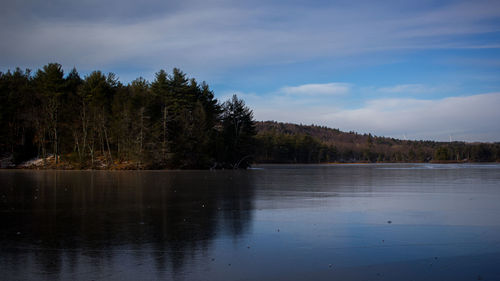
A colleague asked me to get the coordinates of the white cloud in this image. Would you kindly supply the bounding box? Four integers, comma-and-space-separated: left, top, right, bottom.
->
242, 88, 500, 142
280, 83, 350, 96
377, 84, 443, 95
323, 93, 500, 141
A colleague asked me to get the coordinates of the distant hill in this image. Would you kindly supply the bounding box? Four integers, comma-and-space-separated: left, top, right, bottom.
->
254, 121, 500, 163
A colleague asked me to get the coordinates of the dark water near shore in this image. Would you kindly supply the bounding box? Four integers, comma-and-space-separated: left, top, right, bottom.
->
1, 164, 500, 281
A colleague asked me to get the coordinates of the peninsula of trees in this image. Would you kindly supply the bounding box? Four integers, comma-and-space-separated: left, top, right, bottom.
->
0, 64, 255, 169
1, 63, 499, 169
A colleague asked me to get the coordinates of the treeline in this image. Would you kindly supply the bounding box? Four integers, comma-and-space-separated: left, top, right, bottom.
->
0, 63, 256, 169
255, 121, 500, 163
2, 63, 499, 169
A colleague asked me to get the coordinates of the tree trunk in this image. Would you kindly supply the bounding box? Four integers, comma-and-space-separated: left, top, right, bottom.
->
54, 126, 58, 164
81, 102, 88, 160
140, 107, 144, 153
73, 130, 81, 160
103, 126, 113, 165
163, 105, 167, 159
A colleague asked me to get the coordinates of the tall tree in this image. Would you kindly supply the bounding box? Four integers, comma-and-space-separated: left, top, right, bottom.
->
220, 95, 256, 168
34, 63, 65, 164
112, 77, 151, 163
78, 71, 118, 166
63, 67, 83, 159
151, 70, 171, 164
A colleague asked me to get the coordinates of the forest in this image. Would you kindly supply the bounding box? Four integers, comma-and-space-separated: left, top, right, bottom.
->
1, 63, 499, 169
255, 121, 500, 163
0, 63, 255, 169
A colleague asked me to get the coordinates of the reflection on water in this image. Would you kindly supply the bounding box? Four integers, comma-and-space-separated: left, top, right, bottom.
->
1, 164, 500, 280
0, 171, 255, 280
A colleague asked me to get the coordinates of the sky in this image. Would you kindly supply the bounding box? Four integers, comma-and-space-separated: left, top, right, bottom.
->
1, 0, 500, 142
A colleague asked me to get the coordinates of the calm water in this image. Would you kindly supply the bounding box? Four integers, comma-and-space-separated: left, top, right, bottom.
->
1, 164, 500, 281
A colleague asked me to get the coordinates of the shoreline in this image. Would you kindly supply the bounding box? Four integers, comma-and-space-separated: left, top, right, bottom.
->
3, 160, 498, 171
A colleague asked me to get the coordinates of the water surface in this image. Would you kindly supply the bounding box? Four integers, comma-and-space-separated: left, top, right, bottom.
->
1, 163, 500, 280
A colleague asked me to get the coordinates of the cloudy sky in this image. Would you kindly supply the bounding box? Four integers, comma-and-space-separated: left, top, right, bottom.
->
1, 0, 500, 141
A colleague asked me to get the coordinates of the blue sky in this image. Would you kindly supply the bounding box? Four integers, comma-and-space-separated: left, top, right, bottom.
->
1, 0, 500, 141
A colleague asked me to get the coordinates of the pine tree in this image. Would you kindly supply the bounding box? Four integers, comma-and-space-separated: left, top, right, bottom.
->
220, 95, 256, 168
34, 63, 66, 164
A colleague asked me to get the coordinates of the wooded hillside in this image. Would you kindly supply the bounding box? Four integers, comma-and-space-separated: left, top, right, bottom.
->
255, 121, 500, 163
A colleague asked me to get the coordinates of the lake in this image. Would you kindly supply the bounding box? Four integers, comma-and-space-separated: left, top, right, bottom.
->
1, 163, 500, 280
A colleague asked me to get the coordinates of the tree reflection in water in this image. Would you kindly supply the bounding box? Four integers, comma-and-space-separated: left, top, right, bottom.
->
0, 170, 255, 279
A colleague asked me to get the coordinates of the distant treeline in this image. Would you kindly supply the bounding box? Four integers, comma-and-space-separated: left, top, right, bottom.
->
0, 63, 256, 169
255, 121, 500, 163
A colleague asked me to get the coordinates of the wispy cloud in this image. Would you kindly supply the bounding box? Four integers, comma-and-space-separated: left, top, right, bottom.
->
1, 0, 499, 142
1, 0, 499, 74
280, 83, 350, 96
376, 84, 453, 95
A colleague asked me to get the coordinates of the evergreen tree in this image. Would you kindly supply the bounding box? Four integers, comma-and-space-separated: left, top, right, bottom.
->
78, 71, 118, 166
34, 63, 66, 163
63, 67, 83, 160
150, 70, 172, 164
220, 95, 256, 168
